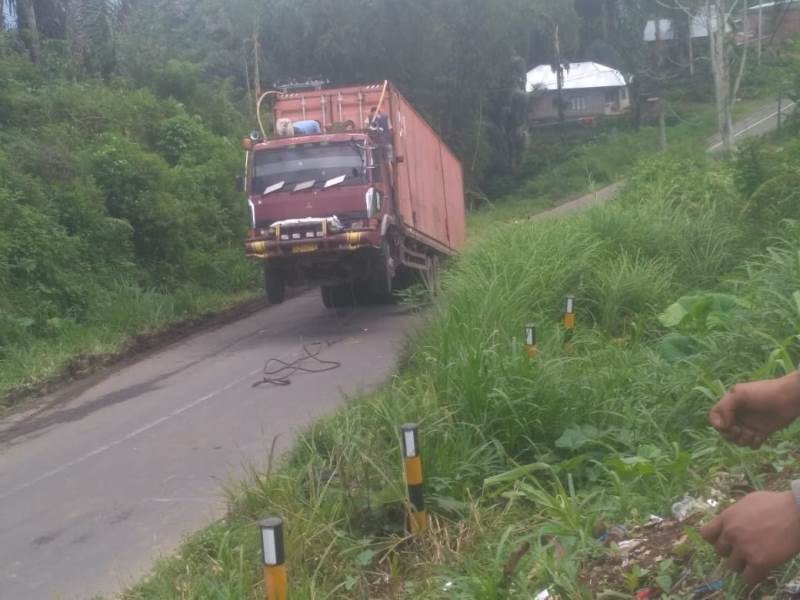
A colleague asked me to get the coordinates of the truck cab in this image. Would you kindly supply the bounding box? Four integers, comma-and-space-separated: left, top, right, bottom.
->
244, 130, 392, 305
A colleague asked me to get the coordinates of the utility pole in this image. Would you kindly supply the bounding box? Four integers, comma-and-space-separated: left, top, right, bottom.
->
252, 28, 262, 104
654, 0, 664, 68
688, 15, 695, 75
757, 0, 763, 64
554, 24, 565, 125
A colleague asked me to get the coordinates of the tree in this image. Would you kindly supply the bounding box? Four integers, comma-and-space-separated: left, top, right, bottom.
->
16, 0, 41, 61
705, 0, 749, 152
33, 0, 67, 39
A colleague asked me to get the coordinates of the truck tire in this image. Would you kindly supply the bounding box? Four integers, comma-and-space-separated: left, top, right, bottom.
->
321, 283, 354, 308
264, 269, 286, 305
368, 241, 396, 303
423, 254, 441, 295
321, 285, 335, 308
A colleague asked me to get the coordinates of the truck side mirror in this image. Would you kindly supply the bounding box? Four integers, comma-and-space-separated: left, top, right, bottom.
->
235, 175, 245, 193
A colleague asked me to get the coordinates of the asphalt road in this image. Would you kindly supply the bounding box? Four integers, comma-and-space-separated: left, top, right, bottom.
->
707, 98, 797, 152
0, 292, 416, 599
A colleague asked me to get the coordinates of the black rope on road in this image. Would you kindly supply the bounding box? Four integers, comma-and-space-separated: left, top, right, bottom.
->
252, 340, 342, 387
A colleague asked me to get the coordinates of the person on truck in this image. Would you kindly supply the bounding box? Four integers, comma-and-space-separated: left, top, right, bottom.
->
700, 371, 800, 584
368, 107, 391, 143
367, 106, 393, 163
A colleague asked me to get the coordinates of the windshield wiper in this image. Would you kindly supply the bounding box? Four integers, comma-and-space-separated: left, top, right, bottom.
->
293, 179, 316, 192
323, 174, 347, 189
263, 181, 285, 196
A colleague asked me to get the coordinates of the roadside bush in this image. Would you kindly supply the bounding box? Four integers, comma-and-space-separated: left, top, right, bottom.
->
0, 54, 256, 394
153, 114, 215, 166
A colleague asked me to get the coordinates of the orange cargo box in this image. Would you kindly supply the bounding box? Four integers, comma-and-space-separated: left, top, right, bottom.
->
273, 82, 466, 254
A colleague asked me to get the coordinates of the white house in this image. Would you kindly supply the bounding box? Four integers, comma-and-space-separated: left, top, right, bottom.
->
643, 13, 724, 42
525, 62, 630, 122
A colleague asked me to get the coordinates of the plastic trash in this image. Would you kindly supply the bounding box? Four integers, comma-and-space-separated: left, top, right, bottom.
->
617, 538, 645, 551
635, 587, 661, 599
646, 515, 665, 527
692, 579, 723, 598
596, 524, 627, 544
786, 577, 800, 596
533, 588, 551, 600
671, 496, 702, 521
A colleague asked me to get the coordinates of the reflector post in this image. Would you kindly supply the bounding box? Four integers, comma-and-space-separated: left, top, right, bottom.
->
525, 324, 538, 359
401, 423, 427, 533
564, 295, 576, 348
260, 518, 287, 600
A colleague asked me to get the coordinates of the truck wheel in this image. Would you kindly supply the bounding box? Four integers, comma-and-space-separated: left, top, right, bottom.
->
423, 254, 441, 295
369, 242, 395, 303
321, 285, 335, 308
321, 284, 354, 308
264, 269, 286, 305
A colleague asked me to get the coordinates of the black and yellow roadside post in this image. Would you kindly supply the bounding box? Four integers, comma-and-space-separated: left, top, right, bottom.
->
524, 323, 538, 359
260, 517, 287, 600
564, 295, 576, 351
401, 423, 427, 534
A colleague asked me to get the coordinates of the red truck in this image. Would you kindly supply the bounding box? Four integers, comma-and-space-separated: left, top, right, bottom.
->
242, 81, 466, 307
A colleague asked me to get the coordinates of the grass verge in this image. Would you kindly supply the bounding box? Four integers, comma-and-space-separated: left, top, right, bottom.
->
0, 283, 260, 411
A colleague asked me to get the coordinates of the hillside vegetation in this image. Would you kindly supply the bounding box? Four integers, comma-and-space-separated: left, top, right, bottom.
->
0, 47, 258, 403
2, 0, 796, 407
0, 0, 582, 405
122, 120, 800, 598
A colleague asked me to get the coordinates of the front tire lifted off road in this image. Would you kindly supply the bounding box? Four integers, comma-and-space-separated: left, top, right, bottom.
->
264, 268, 286, 305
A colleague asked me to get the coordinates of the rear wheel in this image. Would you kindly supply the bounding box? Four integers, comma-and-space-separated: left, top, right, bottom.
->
422, 254, 441, 295
264, 269, 286, 305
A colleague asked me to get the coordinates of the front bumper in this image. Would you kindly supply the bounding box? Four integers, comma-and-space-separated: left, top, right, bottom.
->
245, 229, 381, 259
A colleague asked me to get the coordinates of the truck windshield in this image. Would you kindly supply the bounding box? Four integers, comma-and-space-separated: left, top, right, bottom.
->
251, 142, 365, 194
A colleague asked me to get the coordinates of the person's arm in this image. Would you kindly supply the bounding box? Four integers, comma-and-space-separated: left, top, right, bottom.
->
702, 372, 800, 582
709, 371, 800, 448
700, 490, 800, 584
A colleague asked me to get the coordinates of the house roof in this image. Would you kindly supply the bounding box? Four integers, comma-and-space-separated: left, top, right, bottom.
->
749, 1, 795, 10
525, 62, 627, 93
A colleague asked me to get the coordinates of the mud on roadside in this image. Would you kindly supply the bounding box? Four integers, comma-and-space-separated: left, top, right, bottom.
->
0, 292, 277, 415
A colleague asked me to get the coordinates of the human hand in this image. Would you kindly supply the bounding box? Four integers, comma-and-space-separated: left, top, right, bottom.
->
700, 491, 800, 585
709, 372, 800, 449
